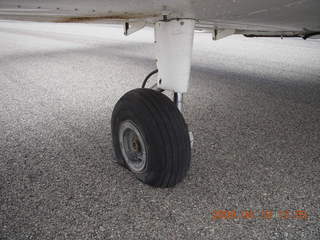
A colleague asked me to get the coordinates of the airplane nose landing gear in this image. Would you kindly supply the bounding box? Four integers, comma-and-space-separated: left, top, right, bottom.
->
111, 19, 195, 187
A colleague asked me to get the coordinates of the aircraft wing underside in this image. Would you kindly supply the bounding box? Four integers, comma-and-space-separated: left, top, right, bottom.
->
0, 0, 319, 39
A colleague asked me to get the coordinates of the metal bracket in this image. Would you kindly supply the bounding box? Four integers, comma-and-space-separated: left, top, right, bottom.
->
212, 28, 235, 40
124, 21, 146, 36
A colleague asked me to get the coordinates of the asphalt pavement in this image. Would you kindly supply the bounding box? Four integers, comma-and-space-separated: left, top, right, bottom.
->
0, 21, 320, 240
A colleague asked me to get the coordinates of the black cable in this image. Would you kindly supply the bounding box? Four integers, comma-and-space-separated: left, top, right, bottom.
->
142, 69, 158, 88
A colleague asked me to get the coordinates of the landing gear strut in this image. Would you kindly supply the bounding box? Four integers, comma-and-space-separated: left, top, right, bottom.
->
111, 19, 195, 187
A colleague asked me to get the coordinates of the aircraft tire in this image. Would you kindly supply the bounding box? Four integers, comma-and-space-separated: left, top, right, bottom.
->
111, 88, 191, 187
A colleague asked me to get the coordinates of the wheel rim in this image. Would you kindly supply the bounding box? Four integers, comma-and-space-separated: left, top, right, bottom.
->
118, 120, 147, 173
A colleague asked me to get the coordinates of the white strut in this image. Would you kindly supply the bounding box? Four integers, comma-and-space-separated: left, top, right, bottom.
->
155, 19, 195, 93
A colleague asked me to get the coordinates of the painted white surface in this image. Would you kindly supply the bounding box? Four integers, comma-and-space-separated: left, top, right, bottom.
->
155, 19, 195, 93
0, 0, 319, 31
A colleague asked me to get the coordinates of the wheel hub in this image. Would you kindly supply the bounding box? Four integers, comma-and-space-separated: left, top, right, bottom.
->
118, 120, 147, 173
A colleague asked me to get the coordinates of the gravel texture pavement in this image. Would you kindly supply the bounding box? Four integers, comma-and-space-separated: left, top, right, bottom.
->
0, 21, 320, 239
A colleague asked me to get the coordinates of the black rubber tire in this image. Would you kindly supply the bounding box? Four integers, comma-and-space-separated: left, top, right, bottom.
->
111, 88, 191, 187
